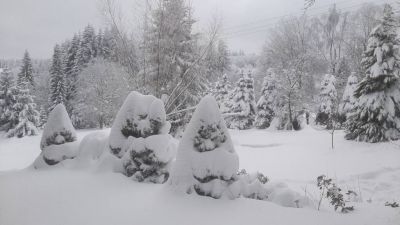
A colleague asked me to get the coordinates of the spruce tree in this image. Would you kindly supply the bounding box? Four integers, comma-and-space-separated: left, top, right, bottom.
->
63, 34, 80, 116
49, 44, 66, 110
216, 40, 230, 75
7, 80, 39, 138
0, 68, 18, 131
227, 71, 256, 130
38, 105, 47, 129
346, 4, 400, 142
17, 50, 34, 87
315, 74, 337, 128
213, 74, 231, 113
339, 72, 358, 121
255, 72, 277, 129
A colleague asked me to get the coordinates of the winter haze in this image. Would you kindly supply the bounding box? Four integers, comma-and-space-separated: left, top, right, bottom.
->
0, 0, 375, 58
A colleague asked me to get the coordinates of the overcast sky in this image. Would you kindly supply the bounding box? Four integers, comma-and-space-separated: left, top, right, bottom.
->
0, 0, 382, 59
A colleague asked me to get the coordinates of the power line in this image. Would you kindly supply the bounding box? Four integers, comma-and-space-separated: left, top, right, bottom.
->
220, 0, 392, 39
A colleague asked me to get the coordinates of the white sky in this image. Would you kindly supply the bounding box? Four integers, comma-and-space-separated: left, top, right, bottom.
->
0, 0, 389, 59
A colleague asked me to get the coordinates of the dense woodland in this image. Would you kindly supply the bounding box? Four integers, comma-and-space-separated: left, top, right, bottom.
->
0, 0, 399, 143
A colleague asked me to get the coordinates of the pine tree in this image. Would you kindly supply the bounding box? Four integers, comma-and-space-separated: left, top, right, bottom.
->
227, 71, 256, 130
339, 72, 358, 120
38, 105, 47, 129
315, 74, 337, 128
213, 74, 231, 113
346, 4, 400, 142
146, 0, 198, 98
7, 80, 39, 138
0, 68, 18, 131
49, 44, 66, 110
75, 25, 96, 68
255, 71, 277, 129
216, 40, 230, 75
170, 96, 239, 199
63, 34, 80, 116
17, 50, 34, 87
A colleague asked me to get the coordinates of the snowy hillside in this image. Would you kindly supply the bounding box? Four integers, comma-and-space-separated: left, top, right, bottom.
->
1, 127, 399, 225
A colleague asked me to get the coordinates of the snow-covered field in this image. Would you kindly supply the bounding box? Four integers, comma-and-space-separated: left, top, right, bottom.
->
1, 127, 400, 225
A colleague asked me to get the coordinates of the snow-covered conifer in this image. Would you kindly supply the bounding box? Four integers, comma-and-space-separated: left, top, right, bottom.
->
170, 95, 239, 199
49, 44, 66, 110
339, 72, 358, 119
7, 81, 39, 138
17, 50, 34, 86
110, 91, 174, 183
213, 74, 231, 113
255, 70, 277, 129
346, 4, 400, 142
315, 74, 337, 128
0, 68, 18, 131
38, 104, 77, 165
227, 71, 256, 130
38, 105, 47, 129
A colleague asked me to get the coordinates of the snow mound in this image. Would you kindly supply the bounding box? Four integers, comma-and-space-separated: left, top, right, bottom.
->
170, 95, 239, 199
74, 131, 109, 167
109, 91, 171, 157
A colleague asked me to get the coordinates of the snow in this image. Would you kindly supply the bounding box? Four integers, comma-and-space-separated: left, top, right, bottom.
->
1, 126, 400, 224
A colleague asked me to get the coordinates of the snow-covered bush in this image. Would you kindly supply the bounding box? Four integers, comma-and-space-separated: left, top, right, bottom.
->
170, 95, 239, 199
338, 72, 358, 124
346, 5, 400, 143
109, 91, 175, 183
255, 73, 277, 129
36, 104, 78, 166
315, 74, 337, 128
109, 91, 171, 157
226, 72, 256, 130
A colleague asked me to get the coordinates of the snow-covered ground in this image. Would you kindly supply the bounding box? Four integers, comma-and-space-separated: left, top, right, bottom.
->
1, 127, 400, 225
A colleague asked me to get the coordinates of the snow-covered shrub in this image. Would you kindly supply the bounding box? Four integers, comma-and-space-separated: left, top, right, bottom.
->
109, 91, 171, 157
36, 104, 78, 166
75, 131, 109, 166
232, 169, 269, 200
109, 91, 175, 183
170, 95, 239, 199
226, 72, 256, 130
317, 175, 354, 213
346, 5, 400, 143
315, 74, 337, 128
255, 74, 277, 129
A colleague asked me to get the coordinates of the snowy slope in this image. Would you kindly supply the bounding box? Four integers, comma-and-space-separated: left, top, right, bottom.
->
1, 127, 400, 225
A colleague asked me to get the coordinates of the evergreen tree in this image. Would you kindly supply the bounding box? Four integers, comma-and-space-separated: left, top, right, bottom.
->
0, 68, 18, 131
213, 74, 231, 113
17, 50, 34, 86
346, 4, 400, 142
255, 71, 277, 129
63, 34, 80, 115
38, 105, 47, 129
216, 40, 230, 75
7, 80, 39, 138
146, 0, 198, 98
339, 72, 358, 120
315, 74, 337, 128
75, 25, 96, 68
49, 44, 66, 110
227, 71, 256, 130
